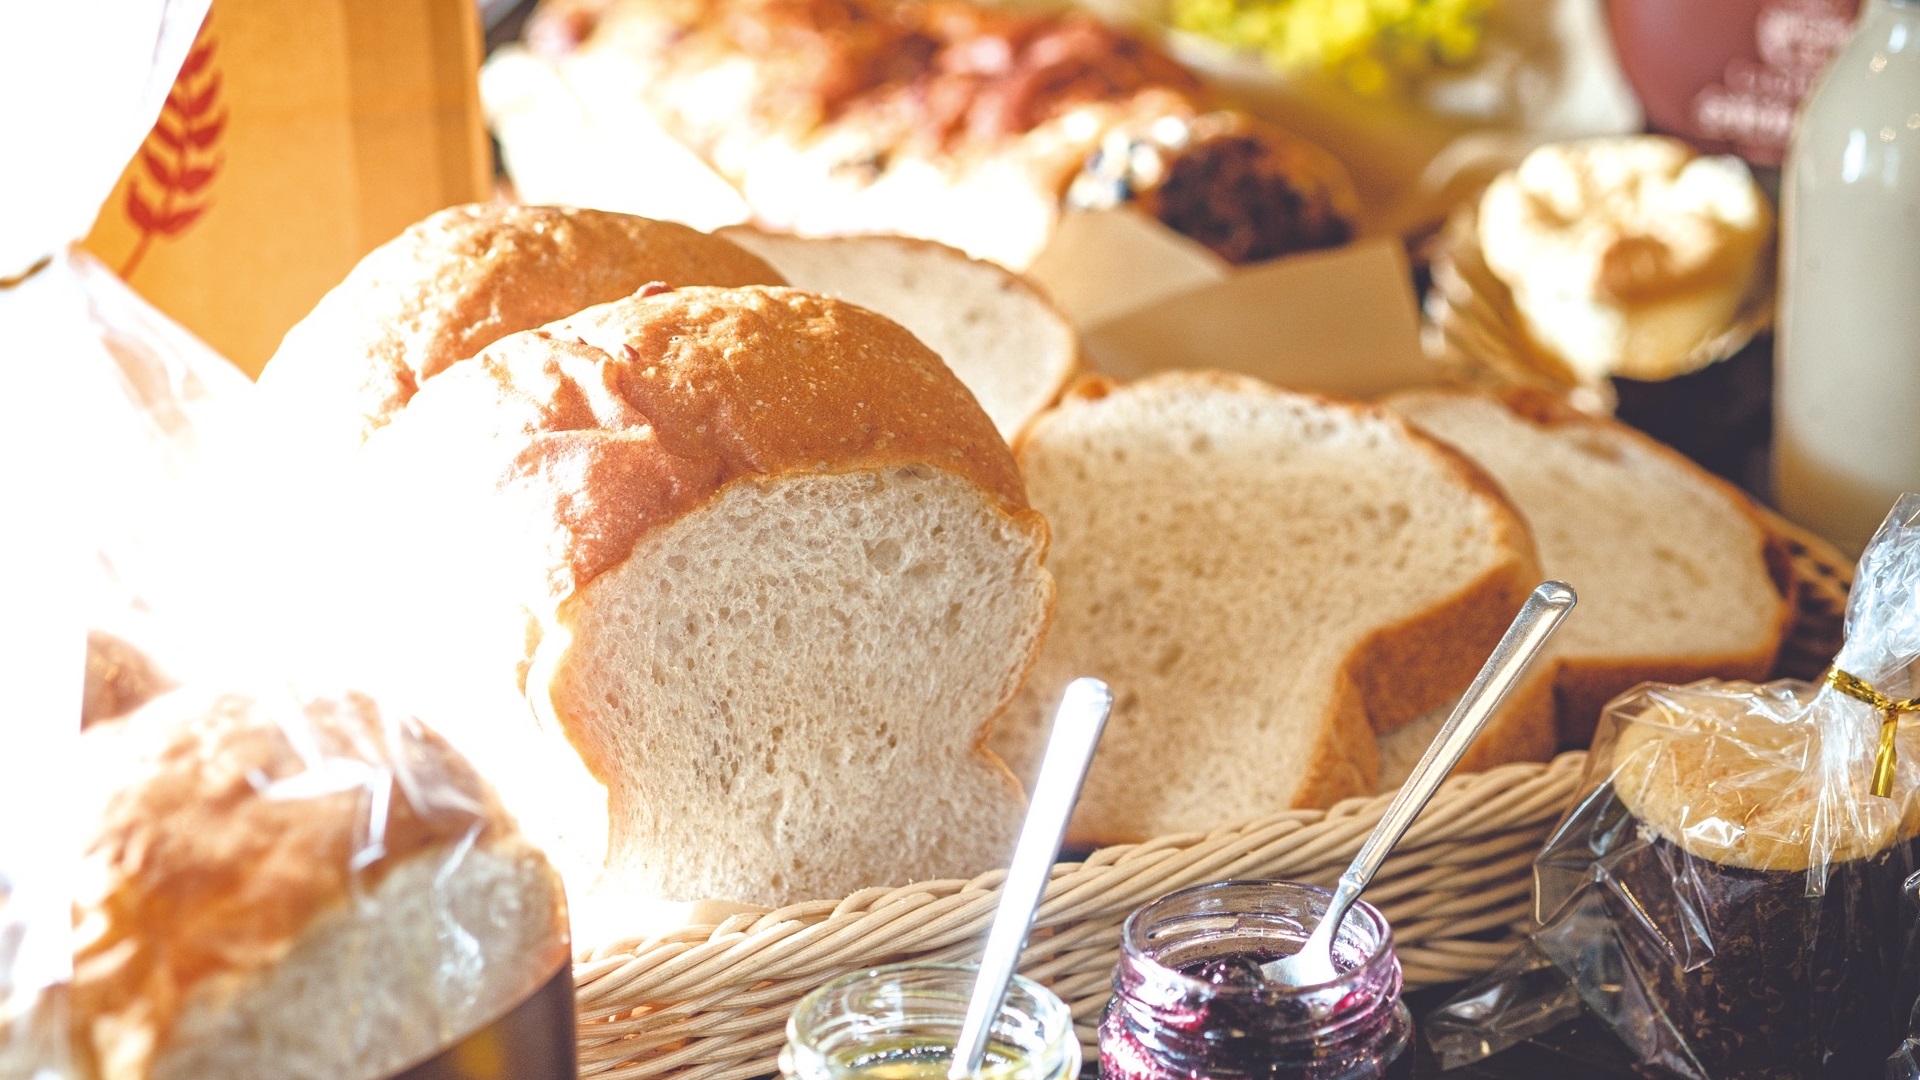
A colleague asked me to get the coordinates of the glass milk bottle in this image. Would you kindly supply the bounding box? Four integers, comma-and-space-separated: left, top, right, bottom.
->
1775, 0, 1920, 555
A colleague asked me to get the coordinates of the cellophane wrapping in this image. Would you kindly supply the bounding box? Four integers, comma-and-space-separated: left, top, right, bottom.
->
1, 2, 215, 1074
54, 681, 568, 1080
1430, 495, 1920, 1079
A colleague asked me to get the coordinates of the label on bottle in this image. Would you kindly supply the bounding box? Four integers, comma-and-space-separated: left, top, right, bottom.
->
388, 966, 577, 1080
1692, 1, 1858, 163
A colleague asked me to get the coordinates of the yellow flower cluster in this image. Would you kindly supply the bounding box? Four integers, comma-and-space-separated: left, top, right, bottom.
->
1170, 0, 1491, 94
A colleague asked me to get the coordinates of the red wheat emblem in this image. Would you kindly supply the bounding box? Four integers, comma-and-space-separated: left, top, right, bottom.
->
121, 16, 224, 277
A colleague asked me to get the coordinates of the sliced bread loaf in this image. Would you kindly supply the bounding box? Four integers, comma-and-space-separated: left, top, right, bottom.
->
1385, 389, 1790, 745
346, 285, 1053, 909
719, 229, 1080, 440
259, 204, 783, 456
995, 373, 1539, 845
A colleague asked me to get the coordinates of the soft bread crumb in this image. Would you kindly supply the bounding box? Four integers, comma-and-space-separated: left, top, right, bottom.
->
1387, 389, 1788, 744
999, 373, 1537, 844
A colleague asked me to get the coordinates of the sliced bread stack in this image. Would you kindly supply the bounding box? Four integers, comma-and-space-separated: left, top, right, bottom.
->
994, 373, 1540, 845
719, 229, 1081, 440
1384, 389, 1790, 753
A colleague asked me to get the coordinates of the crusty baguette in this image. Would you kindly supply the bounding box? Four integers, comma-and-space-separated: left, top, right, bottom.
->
996, 373, 1538, 845
719, 228, 1081, 440
258, 204, 783, 456
59, 686, 568, 1080
347, 285, 1053, 907
1385, 388, 1791, 745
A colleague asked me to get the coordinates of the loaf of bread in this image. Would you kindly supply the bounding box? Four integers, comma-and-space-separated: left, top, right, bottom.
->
53, 685, 568, 1080
994, 373, 1538, 844
1385, 388, 1790, 745
258, 204, 784, 456
720, 228, 1081, 439
517, 0, 1360, 269
339, 285, 1053, 908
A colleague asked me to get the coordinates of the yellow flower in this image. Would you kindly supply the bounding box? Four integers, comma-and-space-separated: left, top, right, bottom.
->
1169, 0, 1492, 95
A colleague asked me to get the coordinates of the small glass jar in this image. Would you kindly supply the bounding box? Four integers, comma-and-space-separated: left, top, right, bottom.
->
1099, 880, 1411, 1080
781, 963, 1081, 1080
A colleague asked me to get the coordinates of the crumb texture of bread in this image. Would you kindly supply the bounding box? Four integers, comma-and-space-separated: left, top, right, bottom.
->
553, 466, 1045, 904
1374, 664, 1559, 791
66, 686, 568, 1080
718, 229, 1079, 440
1387, 390, 1788, 743
350, 285, 1051, 908
258, 204, 783, 453
998, 373, 1537, 844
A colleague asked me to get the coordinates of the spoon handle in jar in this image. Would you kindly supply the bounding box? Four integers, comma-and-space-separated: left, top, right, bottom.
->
1327, 581, 1576, 945
949, 677, 1112, 1080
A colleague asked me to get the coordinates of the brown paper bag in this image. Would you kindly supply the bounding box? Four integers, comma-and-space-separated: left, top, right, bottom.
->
83, 0, 492, 376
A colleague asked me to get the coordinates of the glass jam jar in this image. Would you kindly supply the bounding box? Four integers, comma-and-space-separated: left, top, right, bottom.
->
1100, 881, 1411, 1080
780, 963, 1081, 1080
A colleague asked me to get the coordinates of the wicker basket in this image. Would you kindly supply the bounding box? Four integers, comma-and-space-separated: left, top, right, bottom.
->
571, 513, 1853, 1080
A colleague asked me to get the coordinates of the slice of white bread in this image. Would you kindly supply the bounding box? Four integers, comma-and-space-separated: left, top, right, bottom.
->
994, 373, 1539, 845
1384, 388, 1790, 746
345, 285, 1053, 908
718, 228, 1080, 441
258, 204, 784, 457
58, 685, 568, 1080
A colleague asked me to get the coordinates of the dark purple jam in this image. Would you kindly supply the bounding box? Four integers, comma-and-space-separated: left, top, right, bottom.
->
1099, 883, 1409, 1080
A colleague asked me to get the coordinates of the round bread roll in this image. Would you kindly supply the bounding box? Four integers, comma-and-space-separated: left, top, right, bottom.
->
80, 629, 175, 728
258, 203, 785, 455
344, 284, 1053, 909
63, 685, 569, 1080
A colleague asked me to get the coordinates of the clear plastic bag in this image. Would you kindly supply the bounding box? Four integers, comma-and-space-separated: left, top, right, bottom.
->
1430, 495, 1920, 1079
33, 681, 571, 1080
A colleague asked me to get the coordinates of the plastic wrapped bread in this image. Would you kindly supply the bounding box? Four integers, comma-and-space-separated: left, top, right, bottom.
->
6, 683, 572, 1080
1431, 496, 1920, 1079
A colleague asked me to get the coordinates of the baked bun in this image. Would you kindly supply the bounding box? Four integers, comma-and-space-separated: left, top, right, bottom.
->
63, 685, 568, 1080
258, 204, 784, 455
347, 285, 1052, 907
1477, 136, 1771, 382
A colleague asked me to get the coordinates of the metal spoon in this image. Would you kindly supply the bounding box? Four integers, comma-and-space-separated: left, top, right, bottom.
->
948, 677, 1113, 1079
1260, 580, 1577, 987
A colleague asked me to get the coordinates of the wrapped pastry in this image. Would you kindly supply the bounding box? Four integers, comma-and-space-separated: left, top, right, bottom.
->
1431, 495, 1920, 1078
514, 0, 1360, 268
2, 683, 573, 1080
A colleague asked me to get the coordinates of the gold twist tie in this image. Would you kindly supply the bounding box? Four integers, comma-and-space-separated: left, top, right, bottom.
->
1828, 668, 1920, 798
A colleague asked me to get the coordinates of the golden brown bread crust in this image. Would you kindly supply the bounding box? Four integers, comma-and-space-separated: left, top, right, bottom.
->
69, 688, 548, 1079
259, 204, 785, 448
81, 630, 175, 728
376, 285, 1039, 613
529, 0, 1359, 266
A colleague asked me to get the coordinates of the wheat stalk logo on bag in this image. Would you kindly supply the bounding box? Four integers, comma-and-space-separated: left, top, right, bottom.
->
122, 14, 222, 277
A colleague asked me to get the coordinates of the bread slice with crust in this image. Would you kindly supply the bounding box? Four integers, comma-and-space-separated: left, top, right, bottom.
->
258, 204, 783, 456
718, 229, 1081, 441
1384, 388, 1791, 745
346, 285, 1053, 908
995, 373, 1538, 845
